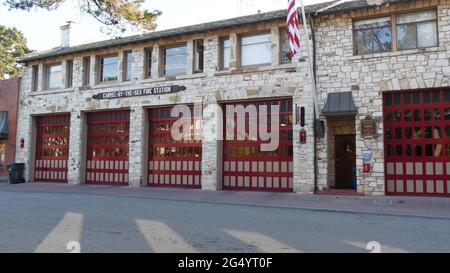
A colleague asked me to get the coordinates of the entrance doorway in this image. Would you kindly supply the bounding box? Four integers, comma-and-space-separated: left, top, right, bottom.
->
334, 134, 356, 189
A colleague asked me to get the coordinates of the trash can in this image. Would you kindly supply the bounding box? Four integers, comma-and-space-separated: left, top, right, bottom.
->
7, 163, 25, 184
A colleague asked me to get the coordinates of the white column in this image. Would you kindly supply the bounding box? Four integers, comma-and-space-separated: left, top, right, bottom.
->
128, 105, 145, 187
271, 27, 280, 66
201, 99, 222, 190
67, 110, 84, 185
293, 94, 315, 194
89, 55, 96, 86
151, 44, 160, 79
186, 40, 194, 76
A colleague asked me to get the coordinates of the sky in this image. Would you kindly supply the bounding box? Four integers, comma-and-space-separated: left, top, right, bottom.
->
0, 0, 330, 52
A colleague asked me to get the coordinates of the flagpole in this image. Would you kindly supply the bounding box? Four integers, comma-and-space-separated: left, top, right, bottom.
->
298, 0, 319, 119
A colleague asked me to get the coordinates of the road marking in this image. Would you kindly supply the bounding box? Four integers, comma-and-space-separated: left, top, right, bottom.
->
343, 240, 409, 253
225, 229, 300, 253
34, 212, 84, 253
135, 219, 197, 253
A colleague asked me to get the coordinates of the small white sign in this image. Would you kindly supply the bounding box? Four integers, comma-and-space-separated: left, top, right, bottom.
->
299, 149, 308, 161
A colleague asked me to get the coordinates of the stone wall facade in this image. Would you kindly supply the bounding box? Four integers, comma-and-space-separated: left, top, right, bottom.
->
15, 0, 450, 195
314, 0, 450, 195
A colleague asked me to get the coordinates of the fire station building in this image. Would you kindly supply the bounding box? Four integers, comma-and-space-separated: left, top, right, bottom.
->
15, 0, 450, 196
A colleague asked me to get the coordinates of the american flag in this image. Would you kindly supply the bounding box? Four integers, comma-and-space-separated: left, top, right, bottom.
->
287, 0, 301, 57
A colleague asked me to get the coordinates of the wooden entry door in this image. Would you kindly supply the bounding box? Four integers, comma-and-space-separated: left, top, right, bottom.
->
335, 134, 356, 189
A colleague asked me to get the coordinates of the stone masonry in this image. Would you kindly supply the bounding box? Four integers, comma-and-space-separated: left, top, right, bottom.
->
15, 0, 450, 195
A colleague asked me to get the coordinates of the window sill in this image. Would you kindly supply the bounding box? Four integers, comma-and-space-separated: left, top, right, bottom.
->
30, 88, 75, 96
146, 73, 207, 83
349, 46, 442, 60
214, 63, 296, 76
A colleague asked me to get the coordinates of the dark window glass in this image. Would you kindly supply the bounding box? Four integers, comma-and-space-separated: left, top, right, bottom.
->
395, 127, 402, 139
414, 110, 421, 121
404, 110, 412, 121
396, 145, 403, 156
194, 40, 204, 73
405, 127, 412, 139
425, 144, 433, 156
354, 17, 392, 55
406, 144, 413, 156
424, 109, 432, 121
397, 10, 438, 50
413, 93, 420, 104
425, 126, 432, 138
415, 145, 422, 156
423, 92, 431, 103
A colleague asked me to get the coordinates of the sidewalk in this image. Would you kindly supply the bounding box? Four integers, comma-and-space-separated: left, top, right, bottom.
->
0, 182, 449, 219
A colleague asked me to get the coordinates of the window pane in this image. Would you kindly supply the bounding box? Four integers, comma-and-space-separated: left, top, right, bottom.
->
354, 17, 391, 28
124, 51, 132, 81
241, 33, 272, 66
242, 33, 271, 45
48, 64, 62, 89
146, 49, 152, 78
397, 24, 417, 50
397, 10, 436, 24
194, 40, 204, 73
354, 17, 391, 55
101, 56, 118, 82
280, 29, 291, 63
164, 45, 187, 76
418, 21, 438, 48
222, 38, 231, 69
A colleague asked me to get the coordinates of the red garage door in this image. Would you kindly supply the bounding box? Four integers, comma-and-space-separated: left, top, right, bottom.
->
384, 89, 450, 196
148, 106, 202, 188
223, 99, 294, 192
86, 110, 130, 185
34, 114, 70, 182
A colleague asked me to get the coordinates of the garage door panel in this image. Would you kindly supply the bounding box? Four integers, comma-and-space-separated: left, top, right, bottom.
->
148, 106, 202, 188
223, 99, 293, 192
86, 111, 130, 185
384, 89, 450, 196
34, 114, 70, 183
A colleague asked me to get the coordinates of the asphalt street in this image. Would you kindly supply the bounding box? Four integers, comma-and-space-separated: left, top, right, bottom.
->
0, 189, 449, 253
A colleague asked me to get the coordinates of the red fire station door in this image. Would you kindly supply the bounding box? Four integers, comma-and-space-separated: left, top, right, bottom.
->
384, 89, 450, 196
148, 106, 202, 188
222, 99, 294, 192
86, 110, 130, 185
34, 114, 70, 182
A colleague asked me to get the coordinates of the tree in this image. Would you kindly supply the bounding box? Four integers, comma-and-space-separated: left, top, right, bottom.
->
0, 25, 31, 79
4, 0, 162, 33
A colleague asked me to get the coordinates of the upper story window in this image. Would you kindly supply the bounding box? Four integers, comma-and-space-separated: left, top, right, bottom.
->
45, 63, 62, 89
82, 56, 90, 87
397, 10, 438, 50
354, 17, 392, 55
123, 51, 132, 81
99, 55, 118, 83
280, 28, 292, 63
145, 48, 152, 79
240, 33, 272, 67
221, 38, 231, 70
31, 65, 39, 92
164, 45, 187, 77
65, 60, 73, 88
194, 40, 204, 73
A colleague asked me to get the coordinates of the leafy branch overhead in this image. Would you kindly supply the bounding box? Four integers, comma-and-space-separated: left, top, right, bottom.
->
4, 0, 162, 32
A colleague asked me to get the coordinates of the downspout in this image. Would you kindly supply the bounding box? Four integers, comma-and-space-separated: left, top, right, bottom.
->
308, 14, 319, 193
